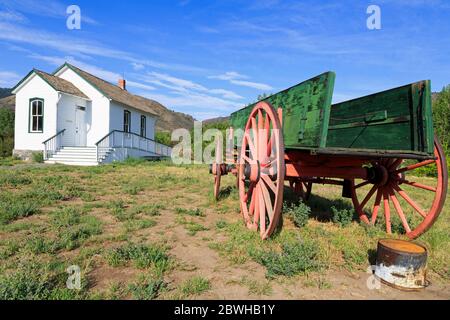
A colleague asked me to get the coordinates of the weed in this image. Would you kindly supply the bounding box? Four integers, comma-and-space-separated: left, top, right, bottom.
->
129, 204, 163, 216
176, 216, 209, 236
175, 207, 205, 217
180, 276, 210, 296
331, 206, 354, 227
128, 274, 166, 300
0, 200, 40, 225
31, 152, 44, 163
283, 201, 311, 228
216, 220, 228, 229
237, 276, 272, 296
252, 239, 323, 278
106, 243, 169, 270
0, 173, 32, 187
123, 219, 156, 232
122, 183, 144, 195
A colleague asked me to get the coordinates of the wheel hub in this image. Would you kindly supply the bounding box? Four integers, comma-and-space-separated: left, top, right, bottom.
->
244, 161, 260, 183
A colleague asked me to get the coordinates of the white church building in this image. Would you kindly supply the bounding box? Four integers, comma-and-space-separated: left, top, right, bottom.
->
11, 63, 171, 166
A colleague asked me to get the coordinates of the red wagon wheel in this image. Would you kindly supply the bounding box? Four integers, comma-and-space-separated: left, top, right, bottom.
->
238, 102, 285, 239
351, 137, 448, 239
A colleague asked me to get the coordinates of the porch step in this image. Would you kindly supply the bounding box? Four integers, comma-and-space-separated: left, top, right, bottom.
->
46, 147, 113, 166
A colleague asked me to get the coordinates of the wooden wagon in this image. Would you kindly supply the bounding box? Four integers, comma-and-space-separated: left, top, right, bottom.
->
211, 72, 448, 240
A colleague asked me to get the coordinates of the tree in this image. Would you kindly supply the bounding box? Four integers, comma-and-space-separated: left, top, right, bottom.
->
433, 86, 450, 155
0, 108, 14, 157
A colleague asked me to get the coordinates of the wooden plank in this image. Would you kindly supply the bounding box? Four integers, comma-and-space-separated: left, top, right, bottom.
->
230, 72, 335, 149
326, 80, 434, 154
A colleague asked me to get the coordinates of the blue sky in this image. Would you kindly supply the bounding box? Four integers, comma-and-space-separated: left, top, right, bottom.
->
0, 0, 450, 120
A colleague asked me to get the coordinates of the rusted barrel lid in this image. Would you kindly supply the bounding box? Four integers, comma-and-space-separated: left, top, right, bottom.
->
375, 239, 428, 290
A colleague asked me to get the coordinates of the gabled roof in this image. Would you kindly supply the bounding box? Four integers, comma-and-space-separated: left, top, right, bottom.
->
54, 63, 158, 117
12, 69, 89, 100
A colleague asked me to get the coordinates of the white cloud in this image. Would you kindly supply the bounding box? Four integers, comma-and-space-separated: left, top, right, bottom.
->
209, 71, 273, 91
0, 9, 27, 22
208, 71, 248, 81
0, 22, 207, 74
28, 53, 155, 91
209, 89, 243, 100
0, 71, 21, 87
131, 62, 145, 71
139, 72, 244, 100
0, 0, 98, 24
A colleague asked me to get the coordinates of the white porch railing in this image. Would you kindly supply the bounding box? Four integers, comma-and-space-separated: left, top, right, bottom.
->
42, 129, 66, 160
95, 130, 172, 162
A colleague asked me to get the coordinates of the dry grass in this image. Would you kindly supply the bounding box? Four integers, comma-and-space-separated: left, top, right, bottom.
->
0, 159, 448, 299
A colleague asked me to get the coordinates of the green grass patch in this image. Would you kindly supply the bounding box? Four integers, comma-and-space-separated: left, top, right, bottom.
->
180, 276, 210, 296
106, 242, 169, 270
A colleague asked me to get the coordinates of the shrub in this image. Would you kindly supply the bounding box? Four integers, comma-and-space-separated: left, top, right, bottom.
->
331, 206, 354, 227
32, 152, 44, 163
252, 239, 323, 278
283, 201, 310, 228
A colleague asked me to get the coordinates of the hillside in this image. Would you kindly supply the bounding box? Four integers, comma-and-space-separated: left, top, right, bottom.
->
0, 94, 194, 132
202, 116, 230, 126
0, 95, 15, 110
0, 88, 12, 99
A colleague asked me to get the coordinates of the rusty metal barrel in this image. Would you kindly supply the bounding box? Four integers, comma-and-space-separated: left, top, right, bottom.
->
374, 239, 428, 290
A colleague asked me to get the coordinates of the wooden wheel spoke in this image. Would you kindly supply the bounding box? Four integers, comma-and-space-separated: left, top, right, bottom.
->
258, 185, 266, 235
383, 189, 392, 234
388, 187, 411, 233
267, 131, 274, 157
245, 133, 257, 158
250, 117, 258, 154
393, 185, 427, 218
371, 189, 382, 225
244, 182, 255, 202
357, 184, 378, 212
355, 180, 370, 189
261, 174, 277, 194
389, 159, 403, 170
249, 188, 256, 216
253, 190, 259, 223
260, 182, 274, 221
395, 159, 435, 174
401, 180, 437, 192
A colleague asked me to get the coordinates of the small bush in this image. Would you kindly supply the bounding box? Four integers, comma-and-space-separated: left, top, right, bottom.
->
331, 206, 354, 227
32, 152, 44, 163
252, 239, 323, 278
283, 201, 310, 228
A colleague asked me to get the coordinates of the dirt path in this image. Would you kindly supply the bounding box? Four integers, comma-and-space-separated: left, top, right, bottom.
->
138, 192, 450, 300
